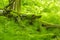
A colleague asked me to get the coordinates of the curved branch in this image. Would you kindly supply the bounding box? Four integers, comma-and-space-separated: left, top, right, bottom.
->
4, 0, 15, 9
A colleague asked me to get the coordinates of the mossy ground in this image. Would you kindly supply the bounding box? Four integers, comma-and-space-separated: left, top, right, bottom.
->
0, 16, 60, 40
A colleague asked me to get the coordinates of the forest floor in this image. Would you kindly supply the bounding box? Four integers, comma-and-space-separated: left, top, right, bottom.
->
0, 16, 60, 40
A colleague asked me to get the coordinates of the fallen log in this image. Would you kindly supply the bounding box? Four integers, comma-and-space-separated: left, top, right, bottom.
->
0, 9, 60, 28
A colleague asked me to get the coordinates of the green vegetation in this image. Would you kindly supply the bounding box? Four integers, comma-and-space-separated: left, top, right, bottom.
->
0, 0, 60, 40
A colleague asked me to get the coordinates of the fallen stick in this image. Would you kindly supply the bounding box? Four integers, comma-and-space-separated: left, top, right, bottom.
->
40, 20, 60, 28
